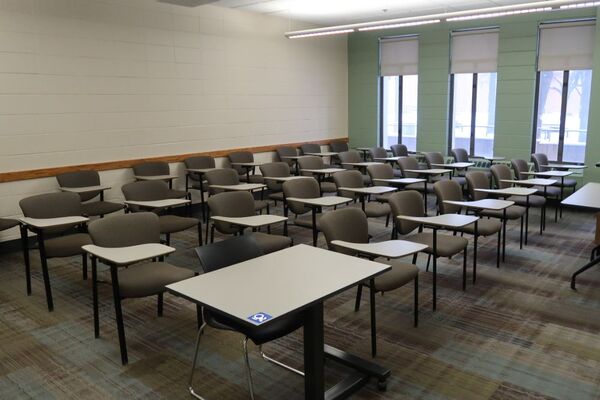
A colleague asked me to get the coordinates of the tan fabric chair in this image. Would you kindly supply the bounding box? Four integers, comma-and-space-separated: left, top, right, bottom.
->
259, 162, 290, 203
183, 156, 215, 222
0, 218, 19, 232
282, 178, 323, 242
434, 179, 502, 267
511, 159, 560, 198
297, 156, 337, 193
320, 207, 419, 356
338, 151, 371, 184
368, 163, 429, 195
531, 153, 577, 189
132, 161, 187, 199
275, 146, 298, 169
333, 170, 390, 223
425, 152, 465, 186
300, 143, 321, 155
121, 180, 201, 247
56, 170, 123, 217
204, 168, 269, 214
19, 192, 92, 312
391, 144, 408, 157
228, 151, 264, 184
87, 212, 195, 365
329, 141, 348, 165
388, 190, 470, 291
207, 191, 291, 254
369, 147, 388, 161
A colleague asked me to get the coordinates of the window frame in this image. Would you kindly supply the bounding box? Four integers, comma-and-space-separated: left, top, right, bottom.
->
378, 75, 405, 147
447, 72, 486, 156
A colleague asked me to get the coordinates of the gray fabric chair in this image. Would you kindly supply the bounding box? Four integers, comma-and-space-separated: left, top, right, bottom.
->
434, 179, 502, 267
56, 170, 123, 217
228, 151, 263, 184
368, 163, 429, 195
425, 152, 465, 187
388, 190, 470, 290
511, 159, 561, 198
531, 153, 577, 190
207, 191, 291, 254
259, 162, 290, 203
329, 141, 348, 165
132, 161, 187, 199
192, 236, 304, 399
338, 151, 371, 184
297, 156, 337, 193
390, 144, 408, 157
397, 156, 422, 179
452, 148, 492, 180
87, 212, 195, 365
184, 156, 215, 222
19, 192, 92, 312
491, 164, 546, 206
282, 178, 323, 242
332, 170, 390, 223
204, 168, 269, 214
121, 180, 201, 246
275, 147, 297, 169
369, 147, 388, 161
300, 143, 321, 155
320, 207, 419, 357
0, 218, 19, 232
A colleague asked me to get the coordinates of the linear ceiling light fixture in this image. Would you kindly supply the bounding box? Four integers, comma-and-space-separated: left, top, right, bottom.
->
287, 28, 354, 39
561, 1, 600, 8
358, 19, 441, 32
446, 7, 553, 21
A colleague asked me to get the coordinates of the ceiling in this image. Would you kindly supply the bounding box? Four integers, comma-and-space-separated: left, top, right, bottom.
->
211, 0, 555, 25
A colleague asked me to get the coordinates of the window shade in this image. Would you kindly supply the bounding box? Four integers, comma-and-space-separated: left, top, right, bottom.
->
380, 36, 419, 76
451, 29, 499, 74
538, 21, 595, 71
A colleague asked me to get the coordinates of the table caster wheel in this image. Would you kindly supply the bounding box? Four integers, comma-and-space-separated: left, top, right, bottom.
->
377, 380, 387, 391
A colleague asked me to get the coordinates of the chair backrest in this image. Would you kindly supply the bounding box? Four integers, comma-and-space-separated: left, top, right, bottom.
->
531, 153, 549, 172
387, 191, 424, 234
330, 141, 349, 153
333, 170, 363, 198
511, 159, 530, 180
276, 147, 297, 166
56, 170, 101, 202
338, 150, 362, 167
88, 212, 160, 247
451, 148, 469, 163
122, 180, 170, 201
367, 163, 395, 185
132, 161, 170, 177
300, 143, 321, 155
195, 235, 263, 274
297, 156, 324, 175
204, 169, 240, 194
282, 178, 320, 215
259, 162, 290, 191
320, 208, 369, 256
424, 152, 444, 168
465, 171, 490, 201
434, 180, 463, 214
228, 151, 254, 176
369, 147, 388, 160
390, 144, 408, 157
184, 156, 215, 170
20, 192, 83, 219
490, 164, 513, 189
397, 157, 420, 178
207, 191, 255, 234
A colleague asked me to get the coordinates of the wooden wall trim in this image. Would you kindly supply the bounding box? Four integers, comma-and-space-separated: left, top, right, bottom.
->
0, 137, 348, 183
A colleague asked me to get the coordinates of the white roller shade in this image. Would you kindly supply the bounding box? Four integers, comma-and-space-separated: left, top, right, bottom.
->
538, 21, 595, 71
380, 36, 419, 76
451, 29, 499, 74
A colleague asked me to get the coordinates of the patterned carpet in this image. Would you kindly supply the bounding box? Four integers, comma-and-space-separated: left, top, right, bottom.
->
0, 199, 599, 400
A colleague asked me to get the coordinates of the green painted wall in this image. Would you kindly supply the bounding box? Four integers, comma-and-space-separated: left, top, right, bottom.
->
348, 8, 599, 181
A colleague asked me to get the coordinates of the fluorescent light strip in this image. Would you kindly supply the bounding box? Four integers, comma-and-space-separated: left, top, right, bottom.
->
560, 1, 600, 9
288, 29, 354, 39
447, 7, 553, 21
358, 19, 440, 32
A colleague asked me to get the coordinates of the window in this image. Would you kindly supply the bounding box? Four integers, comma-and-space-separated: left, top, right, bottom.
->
448, 29, 499, 158
379, 36, 418, 151
533, 21, 595, 164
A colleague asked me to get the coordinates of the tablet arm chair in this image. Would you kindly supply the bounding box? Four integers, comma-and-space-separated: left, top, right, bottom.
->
275, 146, 298, 170
297, 156, 337, 193
191, 236, 304, 400
132, 161, 188, 199
184, 156, 216, 222
56, 170, 124, 217
259, 162, 291, 205
333, 170, 391, 225
282, 178, 323, 244
531, 153, 577, 191
87, 212, 195, 365
228, 151, 264, 184
338, 151, 372, 184
320, 207, 419, 357
300, 143, 321, 155
390, 144, 408, 157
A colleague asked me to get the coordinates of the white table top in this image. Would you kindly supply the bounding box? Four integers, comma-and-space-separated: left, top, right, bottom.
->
341, 162, 382, 167
134, 174, 178, 181
280, 155, 306, 160
354, 147, 372, 151
541, 164, 587, 170
301, 168, 346, 174
186, 168, 217, 174
404, 168, 452, 175
82, 243, 176, 265
59, 185, 111, 194
372, 178, 426, 185
262, 176, 309, 182
209, 183, 266, 191
474, 156, 505, 161
443, 199, 514, 210
397, 213, 479, 228
373, 157, 404, 162
20, 216, 89, 229
210, 215, 288, 228
167, 244, 391, 327
331, 240, 428, 259
124, 198, 190, 208
501, 178, 557, 186
305, 152, 338, 157
430, 162, 475, 169
475, 187, 538, 196
286, 196, 352, 207
523, 171, 573, 178
562, 182, 600, 210
230, 162, 262, 167
337, 186, 396, 195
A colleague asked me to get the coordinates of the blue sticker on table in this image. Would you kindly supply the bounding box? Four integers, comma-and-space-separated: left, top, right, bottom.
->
247, 312, 272, 325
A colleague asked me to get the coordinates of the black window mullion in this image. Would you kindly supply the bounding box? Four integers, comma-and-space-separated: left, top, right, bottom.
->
531, 71, 541, 156
447, 75, 455, 154
469, 73, 478, 156
557, 70, 569, 163
397, 76, 403, 145
379, 76, 384, 146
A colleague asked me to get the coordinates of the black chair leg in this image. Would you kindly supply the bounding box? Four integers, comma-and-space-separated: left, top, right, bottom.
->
462, 247, 467, 291
165, 233, 171, 246
414, 275, 419, 327
426, 254, 431, 272
109, 265, 128, 365
210, 225, 215, 244
370, 280, 377, 357
37, 232, 54, 312
197, 223, 202, 247
385, 213, 390, 227
82, 253, 88, 280
92, 256, 99, 338
354, 285, 363, 311
497, 229, 501, 269
412, 253, 418, 265
20, 225, 31, 295
157, 293, 163, 317
196, 304, 203, 330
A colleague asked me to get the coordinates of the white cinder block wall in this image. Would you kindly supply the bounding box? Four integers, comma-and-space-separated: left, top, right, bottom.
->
0, 0, 348, 242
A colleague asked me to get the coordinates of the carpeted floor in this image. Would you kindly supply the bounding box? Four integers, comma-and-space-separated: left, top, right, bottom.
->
0, 199, 599, 400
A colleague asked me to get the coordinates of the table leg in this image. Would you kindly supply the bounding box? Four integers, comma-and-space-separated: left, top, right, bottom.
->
571, 255, 600, 290
502, 208, 507, 262
525, 196, 530, 245
360, 194, 366, 212
312, 208, 318, 247
473, 220, 478, 285
304, 302, 325, 400
424, 181, 428, 216
541, 186, 547, 233
559, 176, 565, 220
199, 176, 206, 223
432, 228, 437, 311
